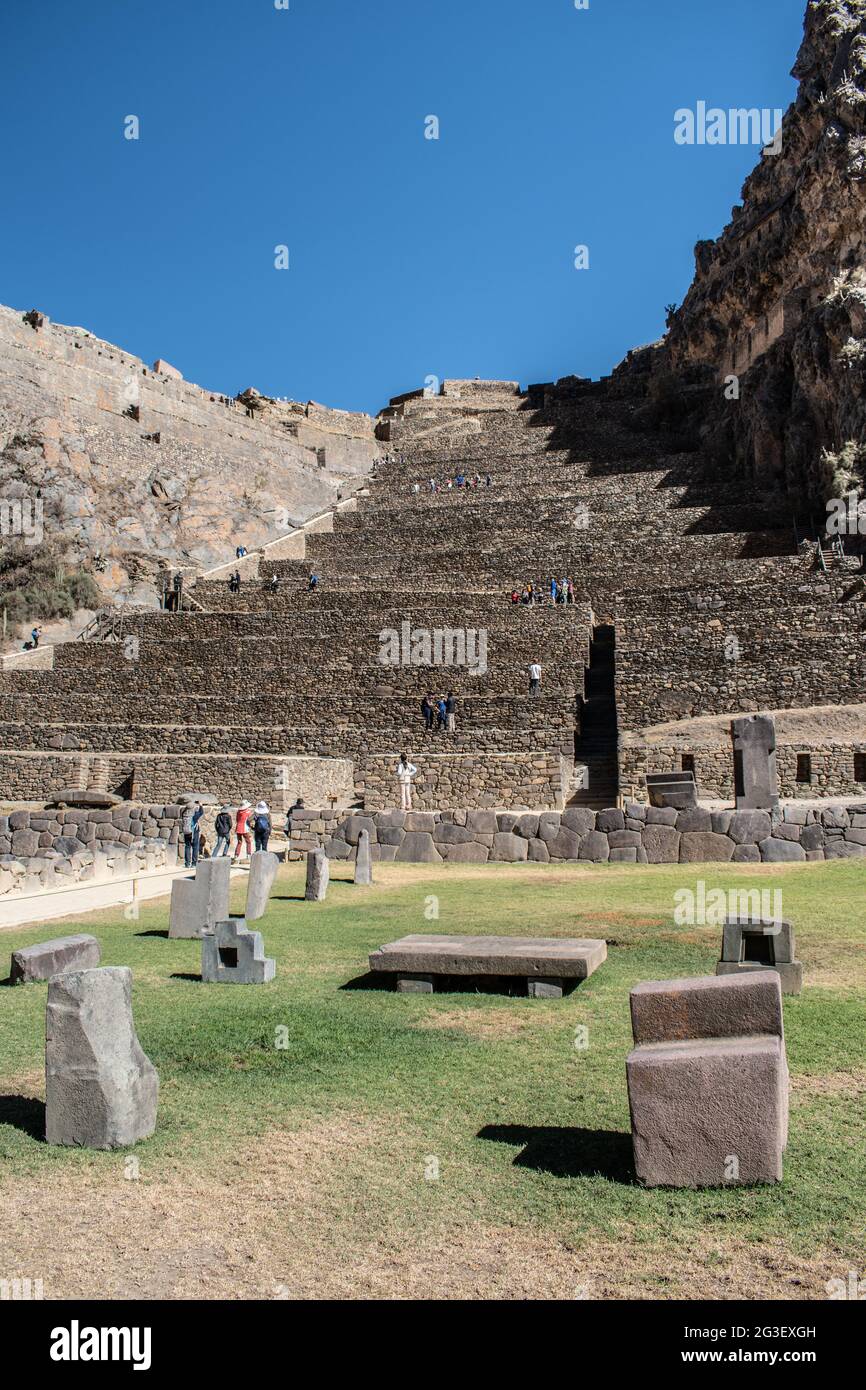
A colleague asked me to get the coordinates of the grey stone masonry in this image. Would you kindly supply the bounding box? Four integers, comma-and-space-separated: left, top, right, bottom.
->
369, 933, 606, 996
627, 972, 789, 1188
168, 856, 231, 939
314, 803, 866, 864
45, 966, 158, 1149
10, 933, 100, 984
201, 919, 276, 984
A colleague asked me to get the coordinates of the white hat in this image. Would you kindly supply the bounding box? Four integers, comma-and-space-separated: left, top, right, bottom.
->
240, 800, 251, 810
255, 801, 269, 814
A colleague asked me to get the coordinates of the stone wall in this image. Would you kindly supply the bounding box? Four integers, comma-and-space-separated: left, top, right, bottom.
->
317, 803, 866, 864
0, 805, 178, 899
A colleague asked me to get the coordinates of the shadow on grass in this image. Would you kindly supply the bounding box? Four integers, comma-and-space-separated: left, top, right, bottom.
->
0, 1094, 46, 1141
340, 971, 392, 991
135, 930, 169, 939
170, 973, 202, 982
477, 1123, 635, 1182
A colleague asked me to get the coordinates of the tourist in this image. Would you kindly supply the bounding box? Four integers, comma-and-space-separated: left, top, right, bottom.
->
511, 589, 520, 605
181, 801, 203, 868
30, 625, 42, 649
446, 690, 456, 732
234, 570, 242, 592
233, 800, 253, 862
485, 474, 491, 487
308, 572, 319, 591
456, 472, 465, 488
396, 753, 418, 810
528, 660, 542, 696
421, 693, 435, 731
550, 578, 558, 604
270, 573, 279, 592
567, 578, 575, 605
436, 696, 448, 732
253, 800, 272, 852
285, 796, 305, 837
214, 805, 233, 857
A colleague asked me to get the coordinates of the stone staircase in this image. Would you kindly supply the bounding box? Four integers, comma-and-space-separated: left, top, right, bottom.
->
569, 625, 619, 809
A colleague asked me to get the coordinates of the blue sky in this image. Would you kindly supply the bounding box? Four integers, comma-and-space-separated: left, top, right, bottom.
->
0, 0, 804, 414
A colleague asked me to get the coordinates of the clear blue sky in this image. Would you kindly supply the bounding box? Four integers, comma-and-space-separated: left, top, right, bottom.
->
0, 0, 804, 414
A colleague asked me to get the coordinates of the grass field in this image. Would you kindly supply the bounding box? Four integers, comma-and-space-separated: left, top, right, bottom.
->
1, 859, 864, 1301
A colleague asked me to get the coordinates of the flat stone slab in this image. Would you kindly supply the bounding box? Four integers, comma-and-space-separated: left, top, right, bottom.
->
10, 933, 99, 984
630, 970, 784, 1045
369, 934, 607, 981
48, 789, 123, 808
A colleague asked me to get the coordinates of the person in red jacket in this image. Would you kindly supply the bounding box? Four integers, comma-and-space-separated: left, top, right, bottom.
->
233, 801, 253, 862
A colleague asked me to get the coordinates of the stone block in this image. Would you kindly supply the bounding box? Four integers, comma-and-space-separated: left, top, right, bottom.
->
641, 825, 680, 863
610, 848, 638, 863
11, 829, 39, 858
370, 934, 607, 986
578, 830, 610, 863
11, 933, 100, 984
45, 967, 158, 1149
537, 813, 562, 842
731, 713, 779, 811
404, 812, 437, 833
728, 810, 772, 845
395, 832, 442, 863
630, 971, 784, 1045
608, 830, 642, 850
711, 810, 734, 836
433, 823, 475, 845
201, 919, 275, 984
679, 832, 735, 863
561, 808, 595, 836
491, 832, 529, 862
732, 844, 761, 863
515, 812, 541, 839
646, 807, 678, 826
344, 815, 377, 845
527, 838, 550, 862
596, 808, 625, 833
825, 841, 866, 859
547, 827, 584, 860
305, 848, 330, 900
441, 841, 489, 863
169, 857, 231, 939
759, 838, 805, 863
466, 810, 498, 834
676, 809, 713, 834
800, 824, 825, 851
245, 851, 279, 921
354, 829, 374, 885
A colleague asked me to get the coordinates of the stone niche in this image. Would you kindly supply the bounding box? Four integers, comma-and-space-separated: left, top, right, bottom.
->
716, 917, 803, 994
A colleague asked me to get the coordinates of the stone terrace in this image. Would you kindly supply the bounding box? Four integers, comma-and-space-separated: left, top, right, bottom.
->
0, 375, 863, 809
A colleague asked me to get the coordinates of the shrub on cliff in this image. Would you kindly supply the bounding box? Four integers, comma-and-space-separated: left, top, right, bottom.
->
0, 541, 101, 624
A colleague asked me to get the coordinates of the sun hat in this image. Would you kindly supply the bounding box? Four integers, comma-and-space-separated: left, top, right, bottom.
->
255, 800, 270, 814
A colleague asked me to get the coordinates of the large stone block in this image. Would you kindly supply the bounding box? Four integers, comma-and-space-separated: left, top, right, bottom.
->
245, 851, 279, 921
169, 857, 231, 939
676, 809, 713, 834
432, 823, 475, 845
578, 830, 610, 863
395, 832, 442, 863
596, 808, 624, 833
630, 971, 784, 1045
354, 829, 374, 885
305, 848, 330, 900
441, 841, 489, 863
404, 812, 437, 833
343, 816, 378, 845
202, 918, 276, 984
759, 838, 806, 863
546, 827, 584, 860
466, 810, 499, 834
641, 825, 680, 863
731, 713, 779, 811
626, 971, 788, 1188
727, 810, 772, 845
11, 933, 100, 985
679, 831, 735, 863
490, 832, 529, 862
45, 967, 158, 1149
560, 807, 595, 836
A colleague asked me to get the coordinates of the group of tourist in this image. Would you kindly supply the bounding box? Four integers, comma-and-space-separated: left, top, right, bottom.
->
511, 578, 576, 606
412, 473, 492, 495
420, 691, 457, 733
181, 796, 307, 866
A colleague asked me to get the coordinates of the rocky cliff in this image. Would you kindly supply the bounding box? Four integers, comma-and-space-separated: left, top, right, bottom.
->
620, 0, 866, 519
0, 303, 380, 608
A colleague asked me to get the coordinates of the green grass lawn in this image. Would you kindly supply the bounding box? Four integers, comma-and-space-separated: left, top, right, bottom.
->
1, 859, 864, 1300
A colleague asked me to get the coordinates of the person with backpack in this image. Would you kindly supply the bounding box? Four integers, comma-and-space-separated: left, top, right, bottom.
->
421, 693, 435, 732
396, 753, 418, 810
181, 801, 203, 867
436, 696, 448, 732
214, 806, 233, 857
253, 801, 272, 852
233, 801, 253, 862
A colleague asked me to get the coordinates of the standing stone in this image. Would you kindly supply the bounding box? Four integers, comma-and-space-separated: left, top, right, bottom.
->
45, 967, 158, 1149
716, 917, 803, 995
11, 933, 100, 985
305, 847, 329, 901
626, 972, 788, 1188
245, 851, 279, 922
355, 829, 373, 886
731, 714, 779, 811
169, 856, 231, 939
201, 919, 276, 984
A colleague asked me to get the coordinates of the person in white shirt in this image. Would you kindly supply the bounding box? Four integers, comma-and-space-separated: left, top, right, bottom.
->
396, 753, 418, 809
529, 661, 542, 696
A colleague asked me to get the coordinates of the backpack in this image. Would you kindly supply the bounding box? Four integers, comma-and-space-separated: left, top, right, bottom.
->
215, 812, 231, 836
